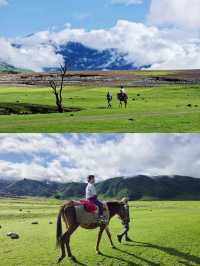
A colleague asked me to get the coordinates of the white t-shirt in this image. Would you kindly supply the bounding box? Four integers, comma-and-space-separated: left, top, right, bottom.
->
86, 183, 96, 199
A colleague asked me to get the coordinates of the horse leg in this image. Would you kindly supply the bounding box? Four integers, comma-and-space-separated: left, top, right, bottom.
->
65, 224, 79, 260
105, 227, 115, 249
57, 232, 67, 263
96, 226, 105, 255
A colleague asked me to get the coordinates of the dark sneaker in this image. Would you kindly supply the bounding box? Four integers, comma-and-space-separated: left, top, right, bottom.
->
117, 235, 122, 243
125, 237, 132, 242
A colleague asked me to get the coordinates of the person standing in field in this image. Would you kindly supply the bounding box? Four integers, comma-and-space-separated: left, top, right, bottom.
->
117, 197, 132, 243
106, 91, 112, 108
86, 175, 105, 223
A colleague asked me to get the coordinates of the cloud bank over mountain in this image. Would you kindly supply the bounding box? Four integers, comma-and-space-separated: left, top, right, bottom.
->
0, 0, 200, 71
0, 134, 200, 182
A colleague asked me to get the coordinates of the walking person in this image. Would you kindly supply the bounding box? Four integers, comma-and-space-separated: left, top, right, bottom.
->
117, 197, 132, 243
106, 91, 112, 108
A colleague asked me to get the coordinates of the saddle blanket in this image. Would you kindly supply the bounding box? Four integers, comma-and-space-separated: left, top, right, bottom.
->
75, 203, 109, 225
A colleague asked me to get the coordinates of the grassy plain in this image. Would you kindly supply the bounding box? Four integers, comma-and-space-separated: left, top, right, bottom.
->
0, 198, 200, 266
0, 85, 200, 132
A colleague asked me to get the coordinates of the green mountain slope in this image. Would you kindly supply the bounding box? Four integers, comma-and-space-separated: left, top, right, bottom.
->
0, 62, 32, 73
1, 175, 200, 200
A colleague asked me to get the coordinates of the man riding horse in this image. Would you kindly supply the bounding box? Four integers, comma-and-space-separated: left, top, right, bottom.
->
56, 175, 129, 262
86, 175, 107, 224
117, 86, 128, 108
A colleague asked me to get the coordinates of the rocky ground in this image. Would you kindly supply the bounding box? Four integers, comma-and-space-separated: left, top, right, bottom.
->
0, 70, 200, 87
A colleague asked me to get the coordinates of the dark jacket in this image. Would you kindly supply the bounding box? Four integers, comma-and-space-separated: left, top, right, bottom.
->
122, 204, 130, 225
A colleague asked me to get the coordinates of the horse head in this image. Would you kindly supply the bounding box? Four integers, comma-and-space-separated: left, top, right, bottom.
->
107, 201, 128, 223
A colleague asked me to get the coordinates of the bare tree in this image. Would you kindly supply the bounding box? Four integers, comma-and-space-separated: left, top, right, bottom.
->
49, 64, 67, 113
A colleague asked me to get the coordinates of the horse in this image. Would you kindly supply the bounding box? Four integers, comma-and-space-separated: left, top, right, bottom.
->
117, 92, 128, 108
56, 200, 128, 262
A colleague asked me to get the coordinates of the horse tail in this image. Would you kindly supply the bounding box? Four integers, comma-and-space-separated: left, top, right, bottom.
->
56, 205, 65, 248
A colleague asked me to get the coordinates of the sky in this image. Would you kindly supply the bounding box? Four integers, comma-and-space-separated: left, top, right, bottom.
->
0, 134, 200, 182
1, 0, 200, 70
0, 0, 150, 37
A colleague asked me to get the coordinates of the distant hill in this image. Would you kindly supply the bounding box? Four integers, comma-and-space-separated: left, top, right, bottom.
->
0, 175, 200, 200
0, 62, 32, 73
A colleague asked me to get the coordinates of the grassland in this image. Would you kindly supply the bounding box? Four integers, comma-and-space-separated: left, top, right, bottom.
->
0, 198, 200, 266
0, 84, 200, 132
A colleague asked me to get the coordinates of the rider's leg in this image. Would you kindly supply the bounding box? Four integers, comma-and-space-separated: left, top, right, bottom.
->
95, 199, 104, 216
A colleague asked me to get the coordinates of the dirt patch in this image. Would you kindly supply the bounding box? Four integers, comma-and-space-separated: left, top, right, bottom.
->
1, 69, 200, 87
0, 103, 82, 115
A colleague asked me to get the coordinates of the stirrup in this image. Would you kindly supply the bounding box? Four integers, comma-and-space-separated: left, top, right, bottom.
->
97, 216, 107, 225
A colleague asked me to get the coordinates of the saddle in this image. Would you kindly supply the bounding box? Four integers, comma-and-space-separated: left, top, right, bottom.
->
79, 199, 97, 213
73, 200, 109, 226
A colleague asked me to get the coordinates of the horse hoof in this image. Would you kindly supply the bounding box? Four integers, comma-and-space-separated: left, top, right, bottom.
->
69, 256, 76, 262
57, 256, 65, 263
96, 251, 102, 255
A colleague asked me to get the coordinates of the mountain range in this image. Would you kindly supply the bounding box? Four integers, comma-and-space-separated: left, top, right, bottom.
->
1, 175, 200, 200
53, 41, 141, 71
1, 41, 147, 72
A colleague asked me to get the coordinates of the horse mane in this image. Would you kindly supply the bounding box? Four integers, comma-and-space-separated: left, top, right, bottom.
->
106, 200, 123, 208
106, 200, 123, 217
107, 200, 121, 204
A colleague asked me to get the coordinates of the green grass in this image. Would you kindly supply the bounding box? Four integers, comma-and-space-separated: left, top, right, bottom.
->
0, 85, 200, 132
134, 70, 174, 76
0, 198, 200, 266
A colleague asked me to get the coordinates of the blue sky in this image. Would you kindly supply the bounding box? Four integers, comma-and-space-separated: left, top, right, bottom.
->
0, 134, 199, 182
1, 0, 200, 70
0, 0, 150, 37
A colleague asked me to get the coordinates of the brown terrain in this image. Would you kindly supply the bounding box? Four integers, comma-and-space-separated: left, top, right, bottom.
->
0, 69, 200, 87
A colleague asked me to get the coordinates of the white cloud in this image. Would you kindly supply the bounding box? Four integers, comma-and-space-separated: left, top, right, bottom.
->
0, 37, 63, 71
0, 19, 199, 71
149, 0, 200, 30
0, 0, 8, 7
0, 134, 200, 182
111, 0, 143, 5
0, 1, 200, 70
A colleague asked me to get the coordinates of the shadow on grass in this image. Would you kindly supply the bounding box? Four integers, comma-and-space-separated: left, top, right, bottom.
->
72, 259, 87, 266
101, 247, 160, 266
125, 241, 200, 266
60, 257, 87, 266
178, 261, 196, 266
100, 252, 141, 266
0, 102, 82, 115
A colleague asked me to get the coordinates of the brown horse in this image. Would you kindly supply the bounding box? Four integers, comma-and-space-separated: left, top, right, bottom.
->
117, 92, 128, 108
56, 201, 127, 262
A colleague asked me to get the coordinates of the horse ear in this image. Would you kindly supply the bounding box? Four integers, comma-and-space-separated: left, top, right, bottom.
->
121, 197, 128, 204
119, 201, 125, 206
